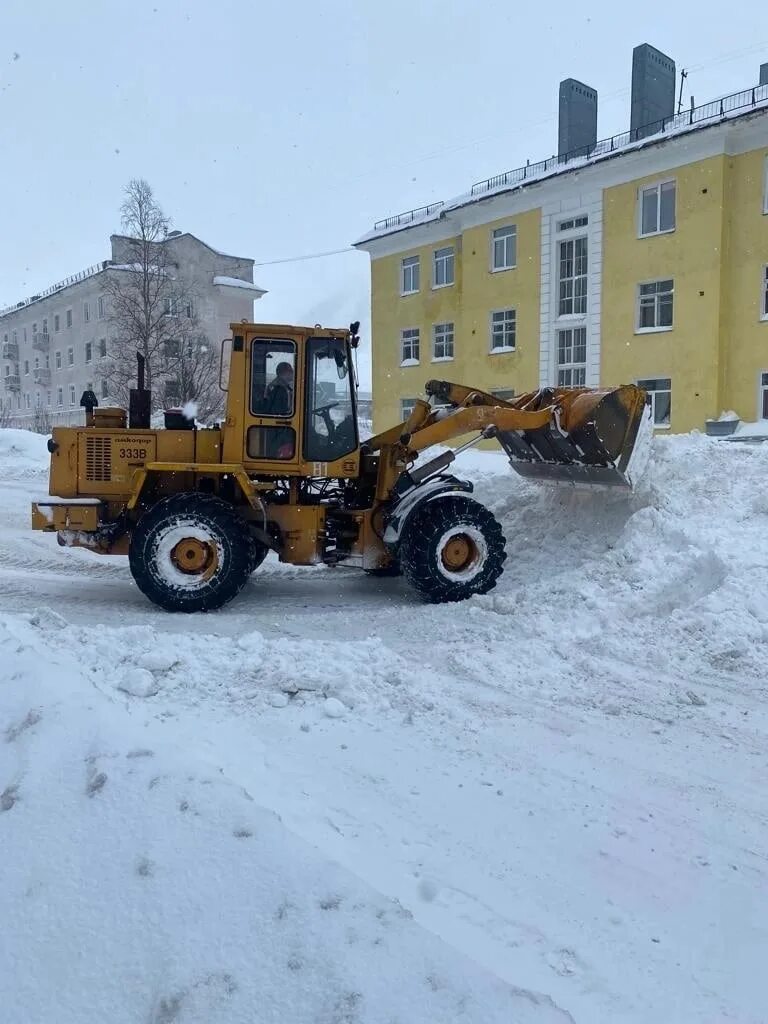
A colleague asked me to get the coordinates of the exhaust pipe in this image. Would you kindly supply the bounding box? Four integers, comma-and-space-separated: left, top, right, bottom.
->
129, 351, 152, 429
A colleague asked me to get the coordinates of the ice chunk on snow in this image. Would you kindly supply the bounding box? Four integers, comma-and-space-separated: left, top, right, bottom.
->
323, 697, 346, 718
118, 668, 160, 698
137, 650, 178, 673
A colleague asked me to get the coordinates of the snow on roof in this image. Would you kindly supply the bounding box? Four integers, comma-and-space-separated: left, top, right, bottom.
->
356, 82, 768, 246
213, 275, 266, 294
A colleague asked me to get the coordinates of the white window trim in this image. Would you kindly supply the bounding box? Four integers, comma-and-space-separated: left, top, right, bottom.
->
635, 279, 674, 334
636, 376, 672, 430
489, 308, 517, 354
432, 322, 455, 361
490, 225, 517, 273
761, 264, 768, 322
758, 370, 768, 419
400, 256, 420, 297
400, 358, 420, 368
400, 326, 420, 366
638, 178, 676, 238
432, 247, 455, 290
763, 156, 768, 216
431, 355, 454, 363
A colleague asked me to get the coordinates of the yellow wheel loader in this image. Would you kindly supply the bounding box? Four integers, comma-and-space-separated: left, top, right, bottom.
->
30, 322, 651, 612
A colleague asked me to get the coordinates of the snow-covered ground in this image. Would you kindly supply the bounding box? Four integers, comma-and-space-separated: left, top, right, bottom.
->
1, 427, 766, 1023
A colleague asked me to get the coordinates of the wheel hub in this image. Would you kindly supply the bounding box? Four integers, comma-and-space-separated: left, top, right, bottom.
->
440, 533, 478, 573
170, 536, 218, 578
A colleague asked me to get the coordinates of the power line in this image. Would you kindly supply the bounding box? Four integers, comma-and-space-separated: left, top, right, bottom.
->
253, 246, 355, 267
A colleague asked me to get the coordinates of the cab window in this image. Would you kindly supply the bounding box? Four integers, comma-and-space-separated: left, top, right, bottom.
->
304, 336, 358, 463
250, 339, 296, 417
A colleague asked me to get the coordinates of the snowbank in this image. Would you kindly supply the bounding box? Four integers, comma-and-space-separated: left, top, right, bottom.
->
0, 613, 569, 1024
0, 428, 49, 479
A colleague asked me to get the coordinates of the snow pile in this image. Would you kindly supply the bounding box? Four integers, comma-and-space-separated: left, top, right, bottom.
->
0, 613, 568, 1024
0, 428, 49, 479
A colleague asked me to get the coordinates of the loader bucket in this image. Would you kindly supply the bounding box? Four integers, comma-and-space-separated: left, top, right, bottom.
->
495, 385, 653, 490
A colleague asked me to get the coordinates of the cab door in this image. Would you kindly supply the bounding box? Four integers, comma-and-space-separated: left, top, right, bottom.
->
241, 334, 303, 474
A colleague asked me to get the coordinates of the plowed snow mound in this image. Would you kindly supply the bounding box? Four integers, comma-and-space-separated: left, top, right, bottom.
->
0, 428, 49, 479
0, 615, 570, 1024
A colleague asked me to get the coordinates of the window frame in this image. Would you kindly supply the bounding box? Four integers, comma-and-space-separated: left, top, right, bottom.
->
98, 295, 106, 319
556, 326, 587, 387
400, 398, 417, 420
489, 308, 517, 353
69, 384, 76, 406
636, 376, 672, 429
400, 255, 420, 296
557, 235, 588, 318
432, 246, 455, 289
66, 309, 73, 329
56, 387, 63, 407
638, 179, 676, 238
432, 322, 454, 362
83, 301, 90, 323
55, 350, 62, 370
490, 225, 517, 272
400, 327, 420, 366
54, 314, 60, 333
763, 156, 768, 216
248, 337, 297, 419
636, 278, 674, 333
761, 265, 768, 322
85, 341, 93, 364
490, 387, 515, 402
67, 346, 75, 366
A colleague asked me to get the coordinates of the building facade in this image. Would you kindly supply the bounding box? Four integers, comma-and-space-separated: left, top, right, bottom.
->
356, 74, 768, 435
1, 232, 264, 428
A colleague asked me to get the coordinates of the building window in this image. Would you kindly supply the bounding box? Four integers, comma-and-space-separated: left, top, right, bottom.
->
164, 338, 181, 358
163, 297, 179, 317
490, 309, 516, 352
42, 318, 48, 335
491, 225, 516, 271
24, 360, 29, 375
557, 327, 587, 386
67, 347, 74, 366
35, 391, 41, 408
45, 353, 50, 369
85, 342, 93, 363
34, 356, 39, 370
99, 338, 107, 358
433, 247, 455, 288
66, 309, 72, 328
432, 322, 454, 360
83, 301, 90, 323
558, 237, 588, 315
401, 256, 420, 295
490, 387, 515, 401
400, 398, 417, 419
762, 266, 768, 320
11, 329, 17, 344
47, 391, 51, 407
54, 314, 60, 333
98, 295, 106, 319
400, 327, 420, 364
639, 180, 676, 236
69, 384, 76, 406
637, 377, 671, 427
101, 380, 109, 399
25, 393, 30, 409
164, 380, 181, 404
55, 350, 62, 370
57, 387, 63, 407
558, 215, 588, 231
637, 279, 674, 331
184, 300, 194, 319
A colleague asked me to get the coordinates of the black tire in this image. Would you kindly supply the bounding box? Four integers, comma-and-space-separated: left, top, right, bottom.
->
129, 493, 255, 612
249, 542, 269, 573
399, 495, 506, 604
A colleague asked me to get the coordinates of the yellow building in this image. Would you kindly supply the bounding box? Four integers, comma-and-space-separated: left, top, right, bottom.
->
355, 84, 768, 434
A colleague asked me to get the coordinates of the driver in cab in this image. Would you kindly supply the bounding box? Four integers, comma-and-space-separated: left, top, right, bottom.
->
264, 361, 294, 417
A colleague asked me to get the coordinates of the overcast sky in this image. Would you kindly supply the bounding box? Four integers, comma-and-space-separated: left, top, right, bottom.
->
1, 0, 766, 385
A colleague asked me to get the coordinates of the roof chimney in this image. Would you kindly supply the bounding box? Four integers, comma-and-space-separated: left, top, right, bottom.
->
630, 43, 676, 140
558, 78, 598, 160
760, 62, 768, 86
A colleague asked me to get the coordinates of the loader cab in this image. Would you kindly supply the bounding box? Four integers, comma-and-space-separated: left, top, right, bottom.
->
223, 323, 360, 478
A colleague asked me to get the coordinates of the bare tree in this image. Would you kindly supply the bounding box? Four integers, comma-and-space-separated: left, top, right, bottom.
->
160, 333, 225, 422
32, 406, 53, 435
103, 179, 218, 413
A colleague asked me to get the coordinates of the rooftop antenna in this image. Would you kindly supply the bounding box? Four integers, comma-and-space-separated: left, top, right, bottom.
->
677, 68, 689, 115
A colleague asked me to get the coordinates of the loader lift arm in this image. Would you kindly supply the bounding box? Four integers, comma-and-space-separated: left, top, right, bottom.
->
367, 379, 651, 492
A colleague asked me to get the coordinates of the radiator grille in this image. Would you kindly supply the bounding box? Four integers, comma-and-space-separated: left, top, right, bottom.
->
85, 436, 112, 482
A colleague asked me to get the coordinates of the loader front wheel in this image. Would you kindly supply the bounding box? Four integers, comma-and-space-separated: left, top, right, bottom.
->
399, 496, 506, 604
129, 493, 255, 613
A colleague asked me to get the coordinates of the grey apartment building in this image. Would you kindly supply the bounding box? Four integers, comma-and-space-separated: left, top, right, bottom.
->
1, 232, 264, 427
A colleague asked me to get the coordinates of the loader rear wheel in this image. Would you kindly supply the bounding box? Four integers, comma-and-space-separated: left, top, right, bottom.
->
399, 496, 506, 604
129, 493, 255, 613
